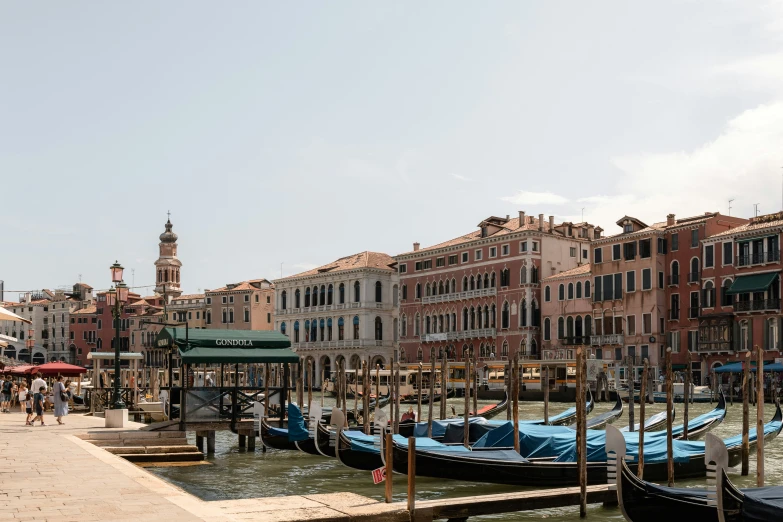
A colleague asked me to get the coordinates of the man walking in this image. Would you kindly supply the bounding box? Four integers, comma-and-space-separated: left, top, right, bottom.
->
2, 376, 16, 413
31, 373, 46, 410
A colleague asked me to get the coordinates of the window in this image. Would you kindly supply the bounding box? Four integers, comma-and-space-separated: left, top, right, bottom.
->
594, 276, 602, 302
558, 284, 565, 300
501, 268, 510, 287
222, 296, 227, 304
449, 254, 458, 265
721, 279, 733, 307
436, 257, 445, 267
489, 247, 497, 258
244, 294, 249, 302
475, 250, 483, 261
639, 239, 651, 258
576, 281, 582, 298
570, 247, 576, 258
705, 245, 714, 268
520, 241, 528, 253
767, 318, 779, 350
641, 268, 651, 290
375, 281, 382, 303
502, 244, 510, 256
603, 274, 614, 301
627, 315, 636, 335
544, 318, 551, 341
689, 291, 699, 318
501, 302, 510, 329
594, 247, 603, 264
688, 330, 699, 352
229, 308, 234, 323
557, 317, 565, 339
612, 244, 621, 261
658, 271, 664, 289
353, 316, 360, 340
568, 283, 574, 299
230, 296, 234, 303
723, 242, 733, 265
623, 223, 633, 233
415, 283, 421, 299
422, 260, 432, 269
691, 229, 699, 248
401, 285, 408, 300
374, 317, 383, 341
206, 311, 211, 324
585, 281, 591, 298
281, 291, 287, 310
643, 313, 652, 335
532, 241, 539, 252
461, 252, 469, 263
670, 294, 680, 320
624, 241, 637, 260
415, 261, 422, 271
545, 286, 551, 302
703, 281, 715, 308
657, 238, 667, 254
626, 271, 636, 292
267, 312, 271, 323
354, 282, 360, 302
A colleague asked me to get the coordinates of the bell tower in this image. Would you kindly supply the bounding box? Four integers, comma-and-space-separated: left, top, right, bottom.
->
154, 212, 183, 298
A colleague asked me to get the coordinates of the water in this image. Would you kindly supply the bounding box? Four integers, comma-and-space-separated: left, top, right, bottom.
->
149, 397, 783, 521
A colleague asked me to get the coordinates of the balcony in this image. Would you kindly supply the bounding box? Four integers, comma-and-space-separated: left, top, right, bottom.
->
737, 250, 780, 267
422, 328, 497, 343
667, 274, 680, 286
562, 336, 591, 346
733, 298, 781, 312
590, 334, 624, 346
291, 339, 363, 351
421, 287, 497, 305
687, 271, 700, 283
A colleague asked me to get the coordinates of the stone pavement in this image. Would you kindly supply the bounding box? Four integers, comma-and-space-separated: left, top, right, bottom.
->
0, 412, 409, 522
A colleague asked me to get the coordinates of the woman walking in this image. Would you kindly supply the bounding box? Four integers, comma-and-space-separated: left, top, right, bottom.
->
52, 375, 69, 425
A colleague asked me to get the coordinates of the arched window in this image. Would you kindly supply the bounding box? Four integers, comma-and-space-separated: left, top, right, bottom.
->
575, 316, 583, 337
338, 317, 345, 340
520, 266, 527, 284
375, 317, 383, 340
479, 343, 486, 358
585, 281, 591, 298
426, 316, 431, 334
671, 260, 680, 284
319, 285, 326, 306
532, 300, 540, 327
576, 282, 582, 299
558, 317, 565, 339
566, 316, 574, 338
545, 286, 551, 302
319, 319, 325, 341
280, 322, 287, 336
484, 306, 489, 329
414, 313, 420, 336
281, 290, 287, 310
327, 318, 333, 341
484, 273, 490, 288
470, 276, 475, 290
531, 339, 538, 356
295, 289, 301, 308
452, 312, 457, 331
375, 281, 382, 303
462, 308, 469, 331
417, 348, 423, 362
558, 284, 565, 300
451, 278, 457, 293
463, 277, 468, 292
690, 258, 699, 283
568, 283, 574, 300
339, 283, 345, 304
501, 268, 510, 287
353, 315, 360, 339
491, 304, 496, 328
293, 321, 300, 342
519, 340, 527, 356
502, 340, 509, 356
768, 318, 779, 350
426, 283, 432, 297
401, 314, 407, 337
439, 281, 445, 294
305, 288, 311, 307
470, 306, 476, 329
354, 282, 361, 302
502, 302, 510, 329
585, 315, 592, 336
304, 320, 311, 342
520, 299, 527, 327
703, 281, 715, 308
491, 272, 496, 288
476, 275, 482, 290
439, 314, 444, 333
402, 284, 407, 300
721, 279, 733, 307
327, 284, 333, 305
416, 283, 421, 299
544, 318, 551, 341
531, 266, 538, 284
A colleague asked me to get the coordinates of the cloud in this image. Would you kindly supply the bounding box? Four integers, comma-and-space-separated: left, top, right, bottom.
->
450, 173, 472, 182
500, 190, 569, 205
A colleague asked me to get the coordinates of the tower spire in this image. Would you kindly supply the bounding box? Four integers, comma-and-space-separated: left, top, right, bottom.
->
154, 216, 182, 298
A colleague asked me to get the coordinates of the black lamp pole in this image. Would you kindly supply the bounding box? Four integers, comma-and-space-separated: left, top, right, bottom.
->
109, 261, 128, 410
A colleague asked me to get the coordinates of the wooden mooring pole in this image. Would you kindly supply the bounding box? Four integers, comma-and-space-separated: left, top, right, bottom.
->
472, 352, 478, 416
742, 351, 750, 476
576, 346, 587, 518
627, 356, 634, 432
385, 432, 393, 503
363, 361, 370, 435
513, 353, 520, 454
307, 359, 313, 410
428, 348, 436, 435
463, 357, 470, 448
756, 345, 765, 487
394, 358, 401, 434
506, 358, 512, 421
320, 368, 325, 407
440, 355, 448, 420
407, 437, 416, 517
543, 366, 550, 425
417, 363, 423, 426
666, 347, 674, 487
264, 363, 270, 419
683, 349, 691, 440
638, 359, 648, 479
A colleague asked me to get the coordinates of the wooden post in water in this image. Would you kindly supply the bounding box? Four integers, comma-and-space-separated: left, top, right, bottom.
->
576, 346, 587, 518
385, 432, 393, 503
543, 366, 550, 425
417, 363, 423, 426
297, 358, 304, 408
513, 353, 520, 454
627, 356, 634, 432
683, 349, 691, 440
264, 363, 270, 420
363, 361, 370, 435
638, 358, 649, 479
389, 360, 394, 433
282, 363, 289, 427
666, 347, 674, 487
320, 368, 325, 407
428, 348, 435, 436
506, 358, 512, 421
308, 359, 313, 411
756, 345, 765, 487
407, 437, 416, 517
472, 351, 478, 416
394, 358, 401, 434
353, 366, 359, 422
463, 357, 470, 448
742, 351, 750, 476
342, 362, 348, 425
375, 363, 380, 407
440, 355, 448, 420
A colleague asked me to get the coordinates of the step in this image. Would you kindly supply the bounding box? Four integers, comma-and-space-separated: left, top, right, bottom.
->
85, 438, 188, 447
77, 431, 183, 441
101, 445, 201, 455
118, 452, 205, 463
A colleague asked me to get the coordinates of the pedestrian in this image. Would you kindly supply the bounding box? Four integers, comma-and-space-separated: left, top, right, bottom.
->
2, 376, 16, 413
53, 375, 69, 425
31, 372, 47, 395
18, 384, 28, 413
24, 389, 33, 425
33, 386, 46, 426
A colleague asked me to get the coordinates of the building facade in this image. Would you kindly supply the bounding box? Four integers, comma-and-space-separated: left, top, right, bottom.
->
167, 293, 207, 329
541, 264, 593, 360
273, 252, 398, 384
154, 217, 183, 298
205, 279, 275, 331
396, 212, 597, 364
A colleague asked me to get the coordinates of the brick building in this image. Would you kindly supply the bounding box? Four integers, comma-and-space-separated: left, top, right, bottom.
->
205, 279, 275, 331
541, 264, 593, 359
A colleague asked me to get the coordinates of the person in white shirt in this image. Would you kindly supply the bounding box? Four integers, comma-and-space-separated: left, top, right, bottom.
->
31, 373, 47, 395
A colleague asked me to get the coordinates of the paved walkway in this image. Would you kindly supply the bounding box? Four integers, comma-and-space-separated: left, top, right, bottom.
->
0, 412, 409, 522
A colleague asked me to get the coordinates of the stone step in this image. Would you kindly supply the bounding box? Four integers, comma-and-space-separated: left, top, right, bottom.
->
85, 438, 188, 447
117, 452, 205, 463
77, 431, 184, 441
101, 445, 202, 455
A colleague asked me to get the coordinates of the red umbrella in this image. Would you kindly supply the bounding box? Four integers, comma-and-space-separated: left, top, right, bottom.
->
28, 362, 87, 377
6, 365, 35, 376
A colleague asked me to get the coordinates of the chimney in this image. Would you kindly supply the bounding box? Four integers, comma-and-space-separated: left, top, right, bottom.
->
667, 213, 675, 226
519, 211, 525, 224
549, 215, 555, 232
506, 214, 510, 221
538, 214, 544, 231
413, 242, 420, 252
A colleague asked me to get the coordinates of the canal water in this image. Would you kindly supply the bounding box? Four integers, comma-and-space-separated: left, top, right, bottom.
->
149, 397, 783, 521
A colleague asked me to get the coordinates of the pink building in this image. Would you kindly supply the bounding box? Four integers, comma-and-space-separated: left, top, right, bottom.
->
541, 264, 593, 360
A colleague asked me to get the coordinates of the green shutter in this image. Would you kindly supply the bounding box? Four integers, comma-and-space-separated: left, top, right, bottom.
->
748, 318, 753, 350
733, 321, 740, 352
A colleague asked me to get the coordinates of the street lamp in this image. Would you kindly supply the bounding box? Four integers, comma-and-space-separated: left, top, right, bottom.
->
107, 261, 129, 410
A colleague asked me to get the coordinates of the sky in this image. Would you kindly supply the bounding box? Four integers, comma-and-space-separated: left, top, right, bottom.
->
3, 1, 783, 297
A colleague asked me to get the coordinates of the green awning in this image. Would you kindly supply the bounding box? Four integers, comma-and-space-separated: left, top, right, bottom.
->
725, 272, 779, 295
178, 346, 300, 364
672, 364, 687, 370
156, 327, 298, 364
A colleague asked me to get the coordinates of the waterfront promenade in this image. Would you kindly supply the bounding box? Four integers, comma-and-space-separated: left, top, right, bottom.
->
0, 412, 409, 521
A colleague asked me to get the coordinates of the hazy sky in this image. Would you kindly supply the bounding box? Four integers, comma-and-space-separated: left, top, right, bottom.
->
3, 2, 783, 297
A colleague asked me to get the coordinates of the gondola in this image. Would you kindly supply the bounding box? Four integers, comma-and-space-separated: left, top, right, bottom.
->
400, 388, 456, 405
259, 418, 298, 450
620, 407, 673, 433
718, 461, 783, 522
468, 390, 509, 420
336, 429, 384, 471
671, 390, 726, 440
522, 388, 595, 426
392, 403, 782, 486
569, 393, 623, 430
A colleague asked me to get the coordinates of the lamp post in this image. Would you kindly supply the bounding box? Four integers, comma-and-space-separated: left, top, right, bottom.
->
107, 261, 129, 409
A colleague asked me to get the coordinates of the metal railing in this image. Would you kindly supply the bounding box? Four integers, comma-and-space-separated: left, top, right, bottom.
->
421, 287, 497, 305
737, 250, 780, 267
590, 334, 624, 346
688, 306, 700, 319
733, 298, 781, 312
183, 387, 262, 423
667, 274, 680, 286
561, 336, 592, 346
688, 271, 700, 283
422, 328, 497, 342
669, 309, 680, 320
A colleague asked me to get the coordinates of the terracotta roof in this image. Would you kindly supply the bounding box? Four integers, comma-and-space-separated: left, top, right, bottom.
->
75, 283, 93, 289
598, 221, 667, 241
399, 216, 565, 256
543, 264, 591, 281
208, 279, 273, 293
709, 218, 783, 239
277, 252, 396, 280
71, 305, 97, 315
172, 293, 205, 301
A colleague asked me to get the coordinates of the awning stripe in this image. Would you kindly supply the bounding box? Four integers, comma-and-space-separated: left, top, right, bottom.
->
726, 272, 779, 295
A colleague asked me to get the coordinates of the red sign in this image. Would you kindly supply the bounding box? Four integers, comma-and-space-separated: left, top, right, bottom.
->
371, 467, 386, 484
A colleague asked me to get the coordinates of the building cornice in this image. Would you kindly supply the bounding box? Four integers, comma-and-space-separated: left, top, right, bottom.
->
273, 267, 397, 286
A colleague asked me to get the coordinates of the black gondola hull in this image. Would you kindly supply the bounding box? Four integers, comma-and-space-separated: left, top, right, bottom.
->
259, 420, 298, 451
336, 431, 384, 471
